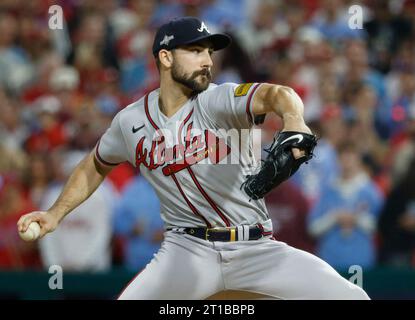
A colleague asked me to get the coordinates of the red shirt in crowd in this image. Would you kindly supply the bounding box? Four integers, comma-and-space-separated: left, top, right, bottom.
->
266, 181, 315, 253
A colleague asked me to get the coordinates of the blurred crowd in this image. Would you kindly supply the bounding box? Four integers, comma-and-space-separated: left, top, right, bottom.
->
1, 0, 415, 274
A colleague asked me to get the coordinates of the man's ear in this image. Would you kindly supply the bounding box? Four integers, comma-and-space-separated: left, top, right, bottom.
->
159, 49, 173, 68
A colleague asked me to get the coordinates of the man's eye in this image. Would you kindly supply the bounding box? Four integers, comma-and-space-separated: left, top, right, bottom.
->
192, 49, 201, 53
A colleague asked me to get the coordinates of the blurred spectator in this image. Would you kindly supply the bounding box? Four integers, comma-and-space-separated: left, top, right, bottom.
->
340, 40, 391, 139
390, 119, 415, 187
0, 12, 34, 94
364, 0, 413, 74
113, 175, 164, 271
22, 51, 64, 103
39, 151, 115, 272
18, 7, 51, 63
310, 0, 364, 43
290, 30, 335, 121
113, 0, 159, 96
378, 157, 415, 267
344, 82, 377, 125
266, 181, 315, 253
0, 98, 29, 152
68, 11, 119, 96
202, 0, 251, 30
24, 95, 69, 153
308, 142, 383, 270
0, 144, 27, 181
152, 0, 249, 31
48, 65, 82, 119
344, 82, 389, 182
213, 31, 258, 84
0, 176, 40, 270
292, 106, 344, 204
236, 0, 281, 59
386, 67, 415, 139
22, 152, 53, 208
386, 41, 415, 104
151, 3, 176, 25
116, 25, 155, 95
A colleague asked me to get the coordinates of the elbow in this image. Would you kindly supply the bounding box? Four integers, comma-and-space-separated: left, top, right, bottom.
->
92, 152, 113, 177
276, 85, 296, 97
266, 85, 294, 104
271, 85, 297, 101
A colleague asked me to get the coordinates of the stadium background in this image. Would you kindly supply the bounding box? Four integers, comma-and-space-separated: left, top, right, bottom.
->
1, 0, 415, 299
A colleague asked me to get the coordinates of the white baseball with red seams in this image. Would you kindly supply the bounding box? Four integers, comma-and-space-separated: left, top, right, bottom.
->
95, 82, 369, 300
19, 221, 41, 241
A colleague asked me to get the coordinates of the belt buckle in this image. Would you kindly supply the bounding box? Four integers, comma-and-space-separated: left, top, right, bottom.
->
206, 227, 235, 242
206, 227, 221, 241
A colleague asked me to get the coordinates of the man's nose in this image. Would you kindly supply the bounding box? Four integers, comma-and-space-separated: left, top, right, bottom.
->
202, 50, 213, 68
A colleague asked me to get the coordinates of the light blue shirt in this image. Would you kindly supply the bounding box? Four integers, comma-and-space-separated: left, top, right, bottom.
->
113, 176, 164, 271
308, 173, 383, 270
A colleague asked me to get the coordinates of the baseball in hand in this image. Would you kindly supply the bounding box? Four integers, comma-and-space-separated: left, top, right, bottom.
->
19, 222, 41, 241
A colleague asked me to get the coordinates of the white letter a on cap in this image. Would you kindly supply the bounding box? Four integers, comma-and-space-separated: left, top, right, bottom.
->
197, 22, 210, 33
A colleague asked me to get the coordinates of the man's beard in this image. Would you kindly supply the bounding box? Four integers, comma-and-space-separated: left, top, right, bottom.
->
171, 62, 212, 94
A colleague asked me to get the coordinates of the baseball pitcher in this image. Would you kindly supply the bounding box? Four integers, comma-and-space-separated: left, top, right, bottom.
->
17, 17, 369, 300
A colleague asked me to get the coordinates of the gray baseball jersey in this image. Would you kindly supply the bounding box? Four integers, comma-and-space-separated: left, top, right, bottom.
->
95, 82, 272, 233
96, 82, 370, 300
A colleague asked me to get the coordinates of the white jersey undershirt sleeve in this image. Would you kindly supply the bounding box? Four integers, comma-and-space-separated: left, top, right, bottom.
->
197, 82, 262, 130
95, 112, 129, 166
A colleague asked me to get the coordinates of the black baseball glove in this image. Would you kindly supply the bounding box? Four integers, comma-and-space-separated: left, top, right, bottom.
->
241, 131, 317, 200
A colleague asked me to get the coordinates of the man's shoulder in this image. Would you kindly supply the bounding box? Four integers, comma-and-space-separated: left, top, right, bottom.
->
200, 82, 259, 97
198, 82, 237, 98
206, 82, 236, 91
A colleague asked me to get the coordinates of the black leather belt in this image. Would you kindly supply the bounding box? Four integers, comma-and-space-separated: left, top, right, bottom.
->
168, 224, 270, 242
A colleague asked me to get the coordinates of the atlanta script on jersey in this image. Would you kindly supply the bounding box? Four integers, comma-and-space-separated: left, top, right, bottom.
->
95, 83, 273, 234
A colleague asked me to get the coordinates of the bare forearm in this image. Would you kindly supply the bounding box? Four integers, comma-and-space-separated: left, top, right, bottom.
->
48, 151, 109, 222
17, 150, 113, 239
